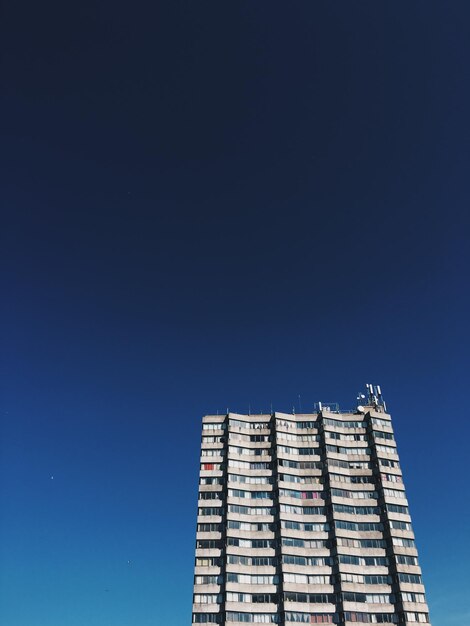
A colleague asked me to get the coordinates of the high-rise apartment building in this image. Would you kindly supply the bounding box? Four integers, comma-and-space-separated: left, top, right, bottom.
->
192, 386, 431, 626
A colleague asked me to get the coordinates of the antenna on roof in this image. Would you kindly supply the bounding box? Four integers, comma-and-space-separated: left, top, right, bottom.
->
365, 384, 386, 412
356, 391, 366, 412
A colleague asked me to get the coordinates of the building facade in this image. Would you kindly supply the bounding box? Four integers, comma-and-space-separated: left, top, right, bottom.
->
192, 387, 431, 625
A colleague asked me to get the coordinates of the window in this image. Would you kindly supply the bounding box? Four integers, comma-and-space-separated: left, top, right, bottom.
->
335, 521, 382, 532
277, 432, 319, 442
404, 614, 429, 624
342, 593, 394, 604
338, 555, 388, 567
343, 613, 397, 623
282, 537, 328, 549
278, 445, 320, 456
194, 594, 222, 604
230, 432, 271, 443
283, 555, 331, 567
281, 520, 329, 532
364, 575, 392, 585
323, 417, 366, 429
285, 613, 336, 623
280, 504, 326, 516
202, 422, 226, 431
201, 449, 225, 457
228, 505, 275, 516
227, 573, 279, 585
228, 474, 272, 485
398, 573, 422, 584
390, 520, 411, 531
371, 417, 392, 428
228, 520, 274, 532
330, 474, 375, 485
226, 613, 279, 623
195, 557, 221, 567
392, 537, 415, 548
284, 574, 333, 585
196, 540, 222, 549
230, 419, 270, 430
381, 473, 402, 484
376, 444, 397, 455
228, 489, 272, 500
386, 503, 409, 515
227, 555, 277, 567
396, 555, 418, 566
280, 488, 324, 500
331, 488, 377, 500
326, 444, 371, 456
379, 458, 400, 468
280, 473, 322, 485
279, 459, 323, 470
337, 538, 386, 549
199, 492, 222, 500
226, 593, 279, 604
200, 477, 223, 485
202, 436, 225, 444
228, 459, 272, 470
194, 575, 222, 585
285, 592, 335, 604
198, 507, 223, 516
401, 593, 426, 604
284, 573, 307, 584
341, 573, 395, 587
383, 488, 406, 499
374, 431, 394, 440
227, 537, 275, 549
193, 613, 222, 623
332, 504, 380, 516
197, 523, 221, 532
326, 431, 367, 442
229, 445, 270, 457
193, 613, 222, 624
341, 573, 364, 584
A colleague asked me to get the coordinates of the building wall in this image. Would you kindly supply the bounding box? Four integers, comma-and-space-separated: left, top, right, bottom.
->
192, 406, 431, 626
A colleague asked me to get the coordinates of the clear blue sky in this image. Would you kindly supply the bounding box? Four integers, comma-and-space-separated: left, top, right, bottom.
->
1, 1, 469, 625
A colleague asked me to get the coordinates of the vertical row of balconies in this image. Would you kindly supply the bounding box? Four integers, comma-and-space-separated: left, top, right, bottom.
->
321, 409, 394, 626
194, 415, 227, 624
275, 413, 335, 625
366, 411, 431, 625
225, 414, 279, 625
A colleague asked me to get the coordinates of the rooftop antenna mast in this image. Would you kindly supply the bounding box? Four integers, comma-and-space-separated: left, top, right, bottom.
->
365, 384, 386, 412
376, 385, 386, 412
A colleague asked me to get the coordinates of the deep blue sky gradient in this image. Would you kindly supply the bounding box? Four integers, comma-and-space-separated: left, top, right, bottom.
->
1, 2, 470, 625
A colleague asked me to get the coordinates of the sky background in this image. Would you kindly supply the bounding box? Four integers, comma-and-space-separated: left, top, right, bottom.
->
1, 1, 470, 625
